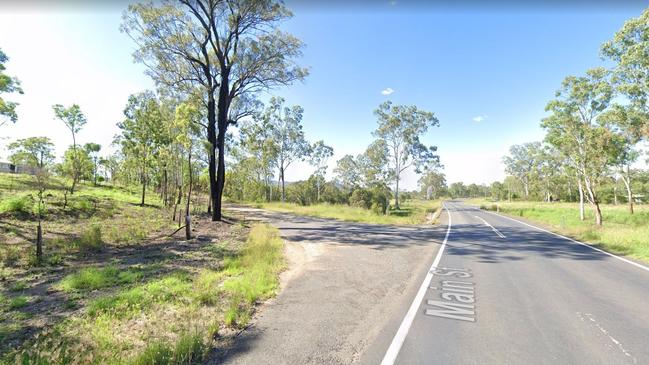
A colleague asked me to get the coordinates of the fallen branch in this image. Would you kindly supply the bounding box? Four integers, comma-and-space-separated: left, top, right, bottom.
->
169, 225, 186, 237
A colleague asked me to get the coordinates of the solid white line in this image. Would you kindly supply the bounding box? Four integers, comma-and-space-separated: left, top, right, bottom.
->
380, 203, 453, 365
474, 215, 506, 239
482, 209, 649, 273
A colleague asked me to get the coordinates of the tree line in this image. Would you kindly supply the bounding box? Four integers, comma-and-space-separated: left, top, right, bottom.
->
486, 10, 649, 226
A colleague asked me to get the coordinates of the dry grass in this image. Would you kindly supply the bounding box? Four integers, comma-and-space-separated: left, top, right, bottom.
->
254, 199, 441, 225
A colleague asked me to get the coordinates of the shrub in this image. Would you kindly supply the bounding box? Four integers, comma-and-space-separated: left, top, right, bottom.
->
78, 225, 104, 252
1, 245, 23, 267
9, 295, 28, 309
0, 196, 33, 216
370, 187, 390, 215
349, 188, 372, 209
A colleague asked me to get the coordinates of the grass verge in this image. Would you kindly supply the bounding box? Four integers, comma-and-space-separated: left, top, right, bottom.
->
252, 200, 441, 225
2, 223, 285, 364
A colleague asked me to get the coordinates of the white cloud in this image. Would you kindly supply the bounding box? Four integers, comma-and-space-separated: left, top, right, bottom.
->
381, 87, 394, 96
472, 115, 487, 122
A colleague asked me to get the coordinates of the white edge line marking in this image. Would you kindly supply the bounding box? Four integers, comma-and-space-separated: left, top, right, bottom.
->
474, 215, 506, 238
482, 208, 649, 273
380, 203, 453, 365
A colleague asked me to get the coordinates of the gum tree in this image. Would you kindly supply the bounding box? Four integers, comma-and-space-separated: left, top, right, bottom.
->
7, 137, 55, 169
0, 48, 23, 127
262, 97, 310, 202
542, 68, 620, 226
502, 142, 542, 199
53, 104, 87, 194
602, 8, 649, 138
309, 140, 333, 202
117, 92, 166, 206
122, 0, 308, 221
373, 101, 439, 209
84, 143, 102, 186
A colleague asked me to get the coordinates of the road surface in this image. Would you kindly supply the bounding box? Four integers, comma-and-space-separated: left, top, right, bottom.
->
216, 201, 649, 364
375, 200, 649, 365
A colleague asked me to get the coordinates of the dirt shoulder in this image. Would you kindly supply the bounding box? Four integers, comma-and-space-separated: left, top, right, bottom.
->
211, 205, 447, 364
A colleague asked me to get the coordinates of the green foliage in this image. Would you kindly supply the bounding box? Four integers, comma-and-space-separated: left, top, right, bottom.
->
350, 188, 373, 209
0, 47, 23, 124
77, 224, 104, 252
8, 295, 28, 310
0, 195, 33, 216
7, 137, 55, 168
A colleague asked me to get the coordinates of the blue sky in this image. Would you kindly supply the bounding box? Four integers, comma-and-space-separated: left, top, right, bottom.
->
0, 3, 647, 189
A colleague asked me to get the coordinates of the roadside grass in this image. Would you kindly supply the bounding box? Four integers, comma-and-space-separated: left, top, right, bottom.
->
221, 224, 285, 328
0, 172, 173, 269
2, 223, 285, 364
252, 199, 441, 225
56, 265, 158, 293
469, 199, 649, 262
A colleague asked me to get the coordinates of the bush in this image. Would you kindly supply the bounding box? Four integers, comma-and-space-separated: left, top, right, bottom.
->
349, 188, 372, 209
370, 187, 390, 215
0, 196, 33, 216
1, 245, 23, 267
78, 225, 104, 252
320, 183, 347, 205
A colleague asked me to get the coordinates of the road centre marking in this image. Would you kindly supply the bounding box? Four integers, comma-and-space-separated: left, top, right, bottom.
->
474, 215, 506, 239
380, 203, 453, 365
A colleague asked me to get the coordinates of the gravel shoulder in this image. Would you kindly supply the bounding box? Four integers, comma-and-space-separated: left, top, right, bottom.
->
212, 205, 447, 365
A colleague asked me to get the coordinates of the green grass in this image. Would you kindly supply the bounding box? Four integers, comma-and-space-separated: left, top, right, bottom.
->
470, 199, 649, 262
0, 196, 33, 216
222, 224, 285, 328
57, 266, 150, 293
8, 295, 29, 310
253, 199, 441, 225
86, 272, 193, 318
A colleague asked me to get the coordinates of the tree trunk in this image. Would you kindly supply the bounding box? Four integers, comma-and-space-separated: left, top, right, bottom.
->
395, 175, 400, 209
523, 181, 529, 199
577, 177, 585, 221
163, 168, 168, 207
317, 178, 321, 202
613, 182, 618, 205
185, 150, 193, 240
36, 221, 43, 263
70, 133, 78, 194
207, 96, 218, 221
215, 127, 226, 220
584, 177, 602, 226
621, 173, 634, 214
213, 72, 231, 222
280, 166, 286, 202
141, 177, 146, 207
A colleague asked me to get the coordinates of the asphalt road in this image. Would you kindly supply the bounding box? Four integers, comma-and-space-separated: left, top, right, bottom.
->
216, 202, 649, 365
377, 201, 649, 365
